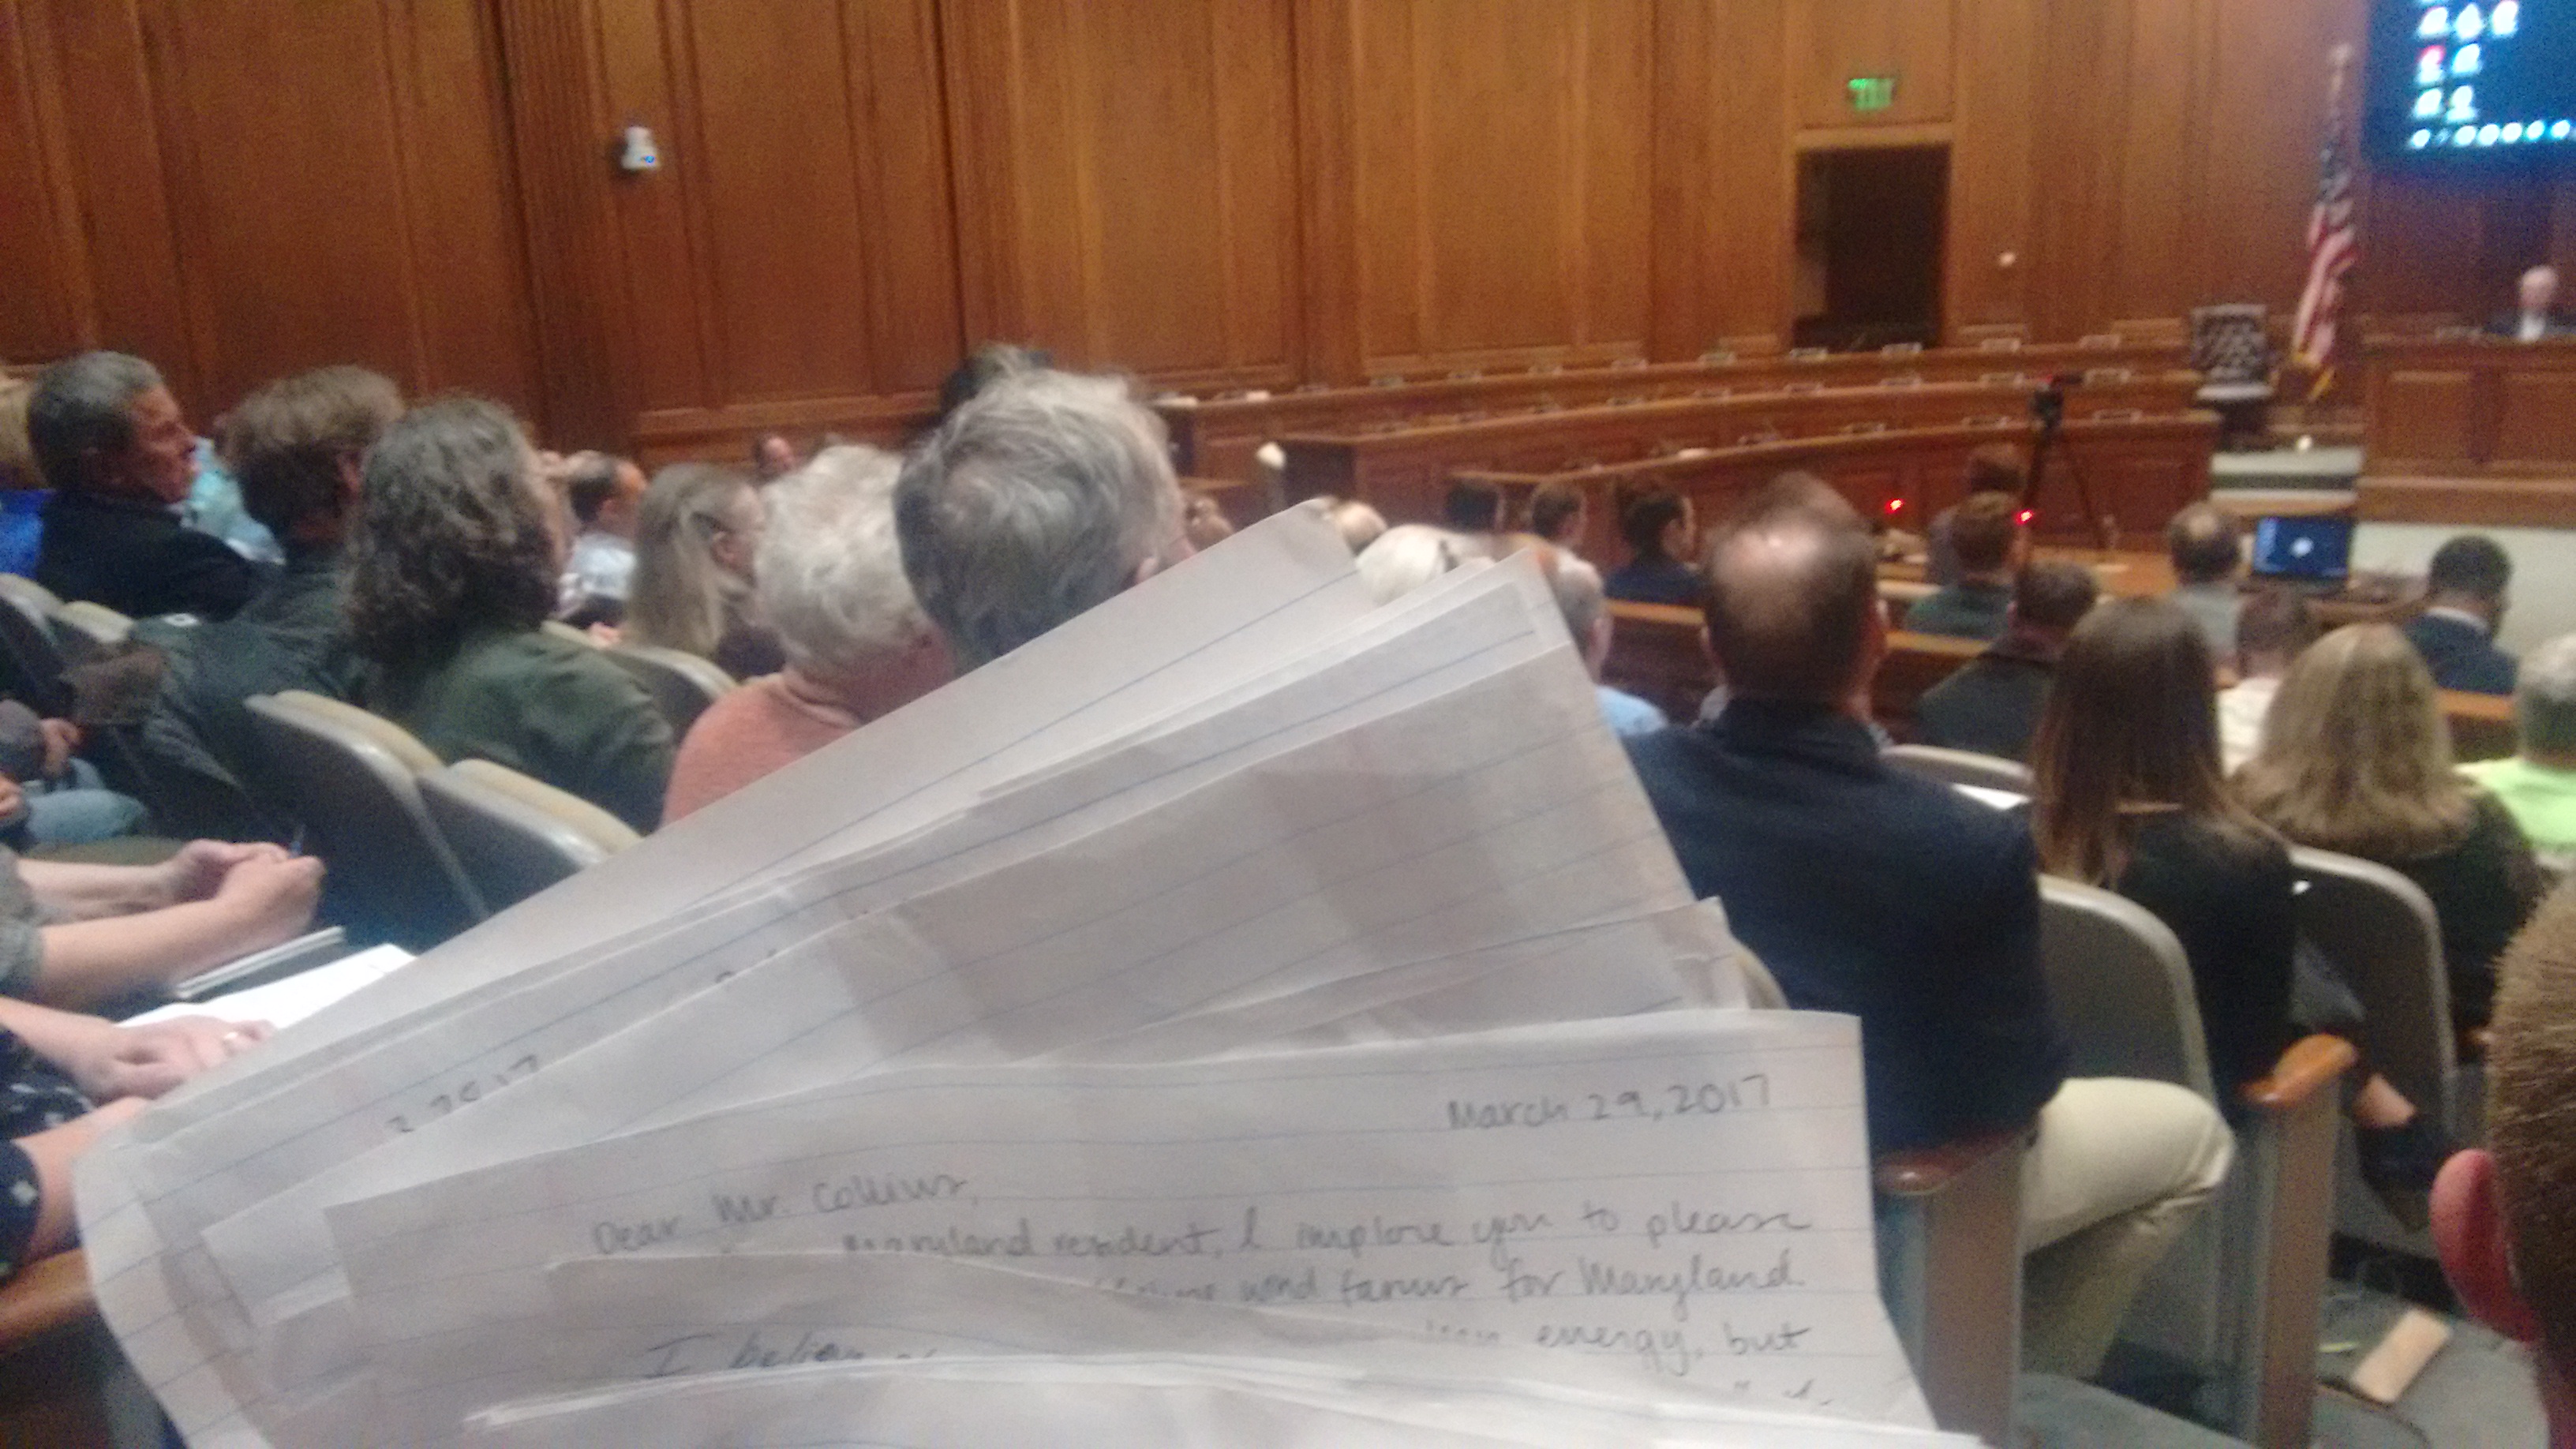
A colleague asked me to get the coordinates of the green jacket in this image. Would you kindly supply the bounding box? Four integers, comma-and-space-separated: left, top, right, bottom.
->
363, 626, 673, 834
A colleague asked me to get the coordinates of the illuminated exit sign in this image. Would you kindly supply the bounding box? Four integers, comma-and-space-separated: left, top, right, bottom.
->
1848, 75, 1896, 111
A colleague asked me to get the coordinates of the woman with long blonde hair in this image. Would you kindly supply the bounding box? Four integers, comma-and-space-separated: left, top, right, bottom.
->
2237, 623, 2544, 1030
623, 463, 784, 680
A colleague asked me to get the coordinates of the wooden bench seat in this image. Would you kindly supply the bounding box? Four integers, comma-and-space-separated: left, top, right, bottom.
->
1603, 599, 2519, 761
1277, 373, 2202, 524
1156, 339, 2188, 481
1459, 414, 2218, 552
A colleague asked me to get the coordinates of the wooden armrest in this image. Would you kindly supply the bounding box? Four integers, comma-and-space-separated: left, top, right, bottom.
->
0, 1250, 95, 1350
1874, 1128, 2026, 1196
2238, 1034, 2358, 1114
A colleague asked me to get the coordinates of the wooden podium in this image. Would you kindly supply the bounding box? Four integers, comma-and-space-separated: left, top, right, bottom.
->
2358, 336, 2576, 526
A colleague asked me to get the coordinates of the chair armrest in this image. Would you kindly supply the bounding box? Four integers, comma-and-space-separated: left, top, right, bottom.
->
1874, 1128, 2027, 1197
2238, 1034, 2358, 1115
0, 1250, 94, 1351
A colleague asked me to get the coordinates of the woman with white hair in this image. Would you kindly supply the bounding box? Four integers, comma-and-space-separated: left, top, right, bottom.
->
662, 447, 951, 821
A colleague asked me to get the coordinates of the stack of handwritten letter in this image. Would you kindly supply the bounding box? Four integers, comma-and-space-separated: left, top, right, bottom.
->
77, 509, 1975, 1446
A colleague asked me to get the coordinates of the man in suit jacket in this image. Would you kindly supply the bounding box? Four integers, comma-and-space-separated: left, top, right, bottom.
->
2405, 534, 2519, 696
2487, 266, 2576, 343
27, 352, 260, 621
1914, 560, 2099, 762
1624, 496, 2229, 1376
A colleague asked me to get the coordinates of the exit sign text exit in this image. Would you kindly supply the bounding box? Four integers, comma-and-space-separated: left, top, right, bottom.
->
1848, 76, 1896, 111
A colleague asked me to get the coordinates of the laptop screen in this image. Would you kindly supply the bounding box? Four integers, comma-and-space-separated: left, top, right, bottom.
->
2249, 515, 2354, 582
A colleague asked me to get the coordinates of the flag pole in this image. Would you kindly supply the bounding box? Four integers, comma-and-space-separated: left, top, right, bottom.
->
2300, 43, 2361, 402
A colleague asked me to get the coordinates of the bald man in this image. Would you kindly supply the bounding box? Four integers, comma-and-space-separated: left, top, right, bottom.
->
2492, 266, 2574, 343
1626, 499, 2230, 1376
2436, 883, 2576, 1443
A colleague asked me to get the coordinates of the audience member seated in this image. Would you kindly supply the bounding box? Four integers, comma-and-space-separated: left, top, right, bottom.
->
1525, 479, 1587, 555
1441, 477, 1504, 537
896, 369, 1190, 670
2218, 587, 2318, 773
0, 376, 43, 576
2487, 264, 2574, 341
1626, 498, 2230, 1376
0, 995, 268, 1283
625, 463, 785, 680
0, 705, 143, 848
1603, 489, 1705, 607
2033, 598, 2450, 1200
1691, 472, 1870, 727
933, 343, 1050, 432
1181, 488, 1236, 552
1552, 556, 1666, 739
2239, 624, 2546, 1030
136, 367, 401, 837
750, 433, 801, 482
2464, 634, 2576, 866
665, 447, 950, 822
1903, 492, 2025, 642
555, 451, 646, 627
2435, 882, 2576, 1444
2029, 597, 2294, 1112
349, 399, 675, 834
1926, 444, 2024, 588
2405, 534, 2519, 696
0, 840, 320, 1011
182, 432, 280, 566
1320, 496, 1387, 556
1912, 560, 2099, 762
27, 352, 261, 620
1354, 523, 1469, 605
2164, 502, 2244, 657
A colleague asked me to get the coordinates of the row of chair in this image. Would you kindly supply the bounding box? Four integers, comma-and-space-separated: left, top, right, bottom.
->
1877, 744, 2458, 1446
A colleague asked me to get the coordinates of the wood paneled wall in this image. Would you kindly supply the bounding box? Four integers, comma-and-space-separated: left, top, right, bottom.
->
4, 0, 2556, 455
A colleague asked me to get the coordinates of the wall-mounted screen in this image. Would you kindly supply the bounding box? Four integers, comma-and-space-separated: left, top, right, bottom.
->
2366, 0, 2576, 163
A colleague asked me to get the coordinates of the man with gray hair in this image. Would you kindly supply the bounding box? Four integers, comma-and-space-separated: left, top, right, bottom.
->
2464, 633, 2576, 863
664, 446, 951, 819
29, 350, 260, 620
2490, 264, 2574, 341
1551, 554, 1666, 738
895, 368, 1188, 670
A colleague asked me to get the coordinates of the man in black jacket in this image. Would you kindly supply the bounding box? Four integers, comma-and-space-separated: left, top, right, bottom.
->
27, 352, 260, 620
137, 367, 402, 838
1913, 560, 2100, 762
1625, 499, 2229, 1376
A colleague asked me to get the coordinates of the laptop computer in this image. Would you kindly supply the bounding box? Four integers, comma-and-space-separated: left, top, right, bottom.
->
2248, 514, 2354, 590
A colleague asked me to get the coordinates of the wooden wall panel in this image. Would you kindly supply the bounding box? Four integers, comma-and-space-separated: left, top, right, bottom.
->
944, 0, 1296, 390
1651, 0, 1791, 358
0, 0, 85, 365
1339, 0, 1655, 374
1785, 0, 1954, 129
11, 0, 2536, 457
33, 0, 196, 399
135, 0, 535, 419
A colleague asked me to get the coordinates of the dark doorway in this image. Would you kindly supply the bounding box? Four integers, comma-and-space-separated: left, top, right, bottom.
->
1792, 146, 1949, 351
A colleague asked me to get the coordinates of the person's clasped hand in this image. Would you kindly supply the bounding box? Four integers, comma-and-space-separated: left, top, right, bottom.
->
155, 839, 294, 906
68, 1015, 272, 1103
210, 852, 326, 951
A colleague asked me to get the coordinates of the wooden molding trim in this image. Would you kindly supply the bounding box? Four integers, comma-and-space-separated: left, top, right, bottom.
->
2357, 474, 2576, 529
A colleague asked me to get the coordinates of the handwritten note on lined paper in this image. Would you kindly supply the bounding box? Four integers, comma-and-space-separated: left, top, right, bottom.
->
329, 1012, 1920, 1444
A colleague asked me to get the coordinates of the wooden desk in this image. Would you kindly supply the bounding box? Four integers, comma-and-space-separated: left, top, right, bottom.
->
1280, 373, 2202, 524
1601, 597, 2512, 760
1462, 415, 2216, 553
2359, 336, 2576, 526
1158, 339, 2187, 481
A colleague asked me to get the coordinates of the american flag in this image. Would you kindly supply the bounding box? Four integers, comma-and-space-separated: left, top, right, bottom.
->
2291, 126, 2359, 380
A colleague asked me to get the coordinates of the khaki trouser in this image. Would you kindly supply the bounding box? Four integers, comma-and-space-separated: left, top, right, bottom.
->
2020, 1076, 2236, 1377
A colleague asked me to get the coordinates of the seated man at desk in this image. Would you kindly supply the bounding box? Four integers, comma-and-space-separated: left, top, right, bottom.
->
2488, 265, 2576, 343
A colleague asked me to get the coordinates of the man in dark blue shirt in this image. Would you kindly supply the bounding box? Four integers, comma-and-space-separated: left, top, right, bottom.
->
1624, 496, 2230, 1376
